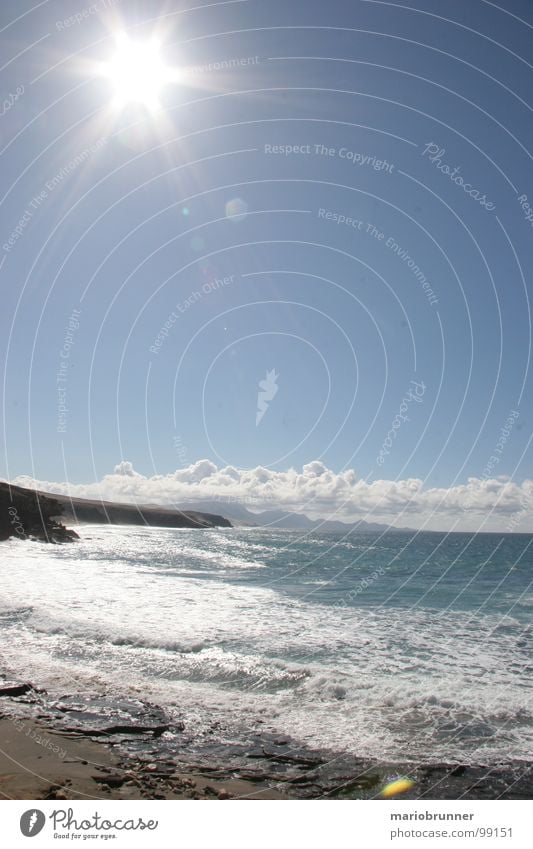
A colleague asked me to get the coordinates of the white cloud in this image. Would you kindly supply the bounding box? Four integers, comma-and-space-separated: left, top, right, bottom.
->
113, 460, 139, 477
11, 461, 533, 532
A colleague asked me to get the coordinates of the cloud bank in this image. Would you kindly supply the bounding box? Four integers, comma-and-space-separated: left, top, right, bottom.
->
10, 460, 533, 532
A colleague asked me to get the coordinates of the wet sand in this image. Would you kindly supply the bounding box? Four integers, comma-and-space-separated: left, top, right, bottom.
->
0, 717, 286, 801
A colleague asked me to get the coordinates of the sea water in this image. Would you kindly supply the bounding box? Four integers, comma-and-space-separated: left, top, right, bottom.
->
0, 526, 531, 765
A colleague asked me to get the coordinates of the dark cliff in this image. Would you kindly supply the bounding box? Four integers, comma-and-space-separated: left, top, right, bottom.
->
0, 481, 232, 543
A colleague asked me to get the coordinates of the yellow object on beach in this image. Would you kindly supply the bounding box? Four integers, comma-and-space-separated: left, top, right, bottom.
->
381, 777, 415, 797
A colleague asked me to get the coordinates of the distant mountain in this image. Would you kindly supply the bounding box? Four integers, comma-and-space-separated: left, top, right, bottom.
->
178, 500, 411, 533
250, 509, 398, 533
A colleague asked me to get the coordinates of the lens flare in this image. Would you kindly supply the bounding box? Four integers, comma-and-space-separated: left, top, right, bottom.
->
225, 197, 248, 222
381, 777, 416, 798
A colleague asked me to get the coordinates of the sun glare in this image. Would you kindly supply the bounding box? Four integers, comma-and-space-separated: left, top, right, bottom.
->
102, 34, 178, 110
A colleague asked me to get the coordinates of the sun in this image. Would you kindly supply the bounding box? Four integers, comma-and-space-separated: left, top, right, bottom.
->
101, 34, 178, 111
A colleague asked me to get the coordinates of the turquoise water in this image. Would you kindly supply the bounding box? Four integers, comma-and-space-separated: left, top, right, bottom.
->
0, 527, 532, 765
227, 530, 533, 622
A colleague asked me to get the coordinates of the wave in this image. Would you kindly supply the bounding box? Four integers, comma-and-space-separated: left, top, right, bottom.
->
1, 525, 531, 764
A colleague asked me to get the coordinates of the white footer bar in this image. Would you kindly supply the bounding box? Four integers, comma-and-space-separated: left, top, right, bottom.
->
2, 799, 531, 848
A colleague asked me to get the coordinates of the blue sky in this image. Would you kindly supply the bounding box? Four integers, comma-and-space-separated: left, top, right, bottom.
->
1, 0, 532, 529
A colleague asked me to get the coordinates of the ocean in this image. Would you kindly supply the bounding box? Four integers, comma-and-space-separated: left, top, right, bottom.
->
1, 526, 532, 773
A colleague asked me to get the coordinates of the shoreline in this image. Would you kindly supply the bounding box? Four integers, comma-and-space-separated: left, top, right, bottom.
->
1, 526, 531, 802
1, 685, 532, 801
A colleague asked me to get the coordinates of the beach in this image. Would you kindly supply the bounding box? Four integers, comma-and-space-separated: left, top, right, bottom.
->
1, 700, 532, 801
0, 525, 532, 800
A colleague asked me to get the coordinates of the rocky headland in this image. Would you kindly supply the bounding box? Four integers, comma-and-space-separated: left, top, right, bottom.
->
0, 480, 232, 544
